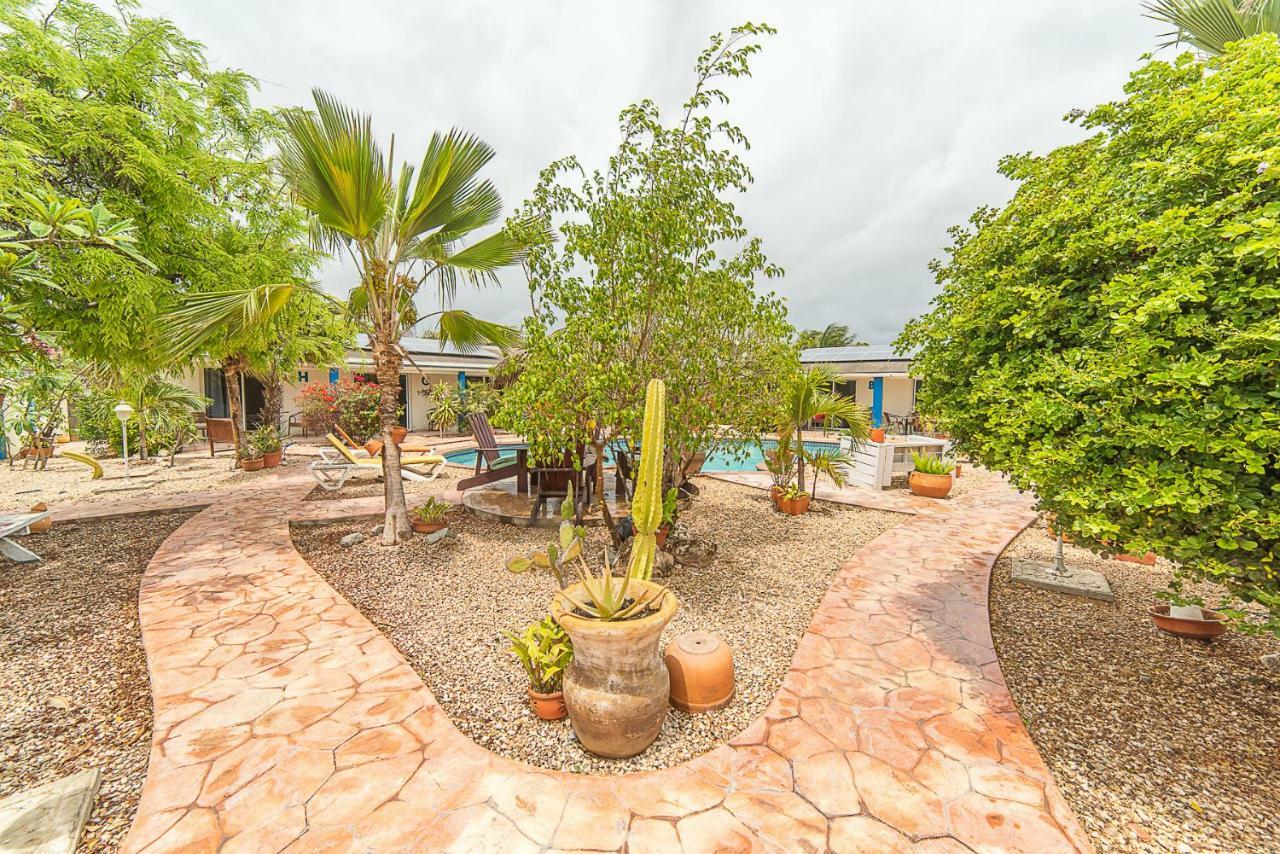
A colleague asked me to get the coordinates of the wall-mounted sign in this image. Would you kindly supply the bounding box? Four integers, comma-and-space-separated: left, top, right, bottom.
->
329, 367, 340, 384
297, 371, 309, 383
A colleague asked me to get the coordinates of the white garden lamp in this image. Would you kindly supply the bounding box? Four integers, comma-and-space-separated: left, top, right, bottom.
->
113, 402, 134, 480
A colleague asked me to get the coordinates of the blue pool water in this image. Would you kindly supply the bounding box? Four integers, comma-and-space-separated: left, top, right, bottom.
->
443, 439, 838, 473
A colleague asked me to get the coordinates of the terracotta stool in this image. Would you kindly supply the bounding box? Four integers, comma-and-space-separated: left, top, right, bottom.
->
665, 631, 734, 713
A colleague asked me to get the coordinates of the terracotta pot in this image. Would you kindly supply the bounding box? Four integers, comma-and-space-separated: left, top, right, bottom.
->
390, 426, 409, 444
28, 502, 52, 534
665, 631, 734, 713
909, 471, 952, 499
780, 493, 810, 515
1113, 551, 1157, 566
528, 687, 567, 721
870, 428, 886, 443
769, 485, 784, 507
551, 580, 678, 758
261, 449, 282, 469
954, 463, 962, 478
655, 525, 670, 548
1148, 604, 1227, 640
28, 446, 53, 459
240, 457, 264, 472
411, 519, 448, 534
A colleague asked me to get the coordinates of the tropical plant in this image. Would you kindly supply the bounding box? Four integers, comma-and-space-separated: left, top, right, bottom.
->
332, 377, 386, 443
778, 366, 869, 494
782, 483, 808, 501
555, 548, 668, 622
248, 424, 282, 456
911, 452, 955, 476
795, 323, 863, 349
626, 380, 667, 581
423, 381, 463, 435
899, 38, 1280, 634
807, 446, 855, 490
1144, 0, 1280, 55
661, 487, 679, 528
506, 616, 573, 694
411, 497, 451, 524
460, 381, 500, 418
278, 90, 536, 545
497, 23, 795, 540
507, 485, 586, 590
764, 428, 798, 491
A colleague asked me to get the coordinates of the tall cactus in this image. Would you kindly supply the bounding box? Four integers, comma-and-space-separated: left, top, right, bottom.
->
627, 379, 666, 580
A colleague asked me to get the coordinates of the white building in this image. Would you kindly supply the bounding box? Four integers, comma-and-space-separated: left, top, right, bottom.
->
799, 344, 919, 428
178, 335, 501, 432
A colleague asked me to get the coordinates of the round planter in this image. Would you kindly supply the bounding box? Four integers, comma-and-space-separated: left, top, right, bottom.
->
261, 449, 282, 469
909, 471, 953, 499
390, 426, 409, 445
240, 457, 264, 472
1148, 604, 1227, 640
28, 502, 52, 534
769, 486, 784, 507
869, 428, 886, 443
528, 687, 567, 721
655, 525, 670, 549
411, 519, 448, 535
665, 631, 734, 713
550, 580, 678, 758
780, 494, 810, 516
1113, 551, 1157, 566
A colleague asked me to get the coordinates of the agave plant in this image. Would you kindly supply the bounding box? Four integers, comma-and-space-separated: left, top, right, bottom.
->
556, 548, 667, 621
911, 451, 955, 476
1144, 0, 1280, 55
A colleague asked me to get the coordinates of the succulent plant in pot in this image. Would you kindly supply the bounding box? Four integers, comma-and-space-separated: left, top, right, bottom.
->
908, 451, 955, 498
410, 497, 451, 534
506, 616, 574, 720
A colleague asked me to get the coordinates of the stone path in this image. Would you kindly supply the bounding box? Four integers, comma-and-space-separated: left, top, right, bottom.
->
113, 469, 1091, 852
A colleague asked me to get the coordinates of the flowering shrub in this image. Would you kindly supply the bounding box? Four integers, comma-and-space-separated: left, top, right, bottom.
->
298, 377, 397, 442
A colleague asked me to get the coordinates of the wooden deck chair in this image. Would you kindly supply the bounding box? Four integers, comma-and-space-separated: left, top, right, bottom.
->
456, 412, 525, 491
205, 418, 237, 456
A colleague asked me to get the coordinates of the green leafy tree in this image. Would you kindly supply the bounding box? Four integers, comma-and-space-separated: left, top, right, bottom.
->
278, 91, 534, 544
900, 38, 1280, 633
1145, 0, 1280, 54
497, 23, 795, 536
795, 323, 864, 349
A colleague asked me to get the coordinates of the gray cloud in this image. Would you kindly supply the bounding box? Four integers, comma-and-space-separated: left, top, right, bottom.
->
142, 0, 1164, 343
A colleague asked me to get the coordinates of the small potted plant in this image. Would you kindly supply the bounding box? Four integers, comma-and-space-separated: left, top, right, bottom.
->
908, 451, 954, 498
656, 487, 678, 547
506, 616, 573, 720
239, 444, 264, 471
778, 483, 810, 515
869, 427, 886, 443
250, 425, 283, 468
410, 497, 451, 534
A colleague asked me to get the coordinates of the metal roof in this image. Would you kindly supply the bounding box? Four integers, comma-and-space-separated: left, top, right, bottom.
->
353, 334, 500, 361
800, 344, 915, 364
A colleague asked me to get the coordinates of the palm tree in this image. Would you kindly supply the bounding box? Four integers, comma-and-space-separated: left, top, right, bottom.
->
779, 365, 868, 494
1144, 0, 1280, 55
795, 323, 863, 350
279, 90, 538, 544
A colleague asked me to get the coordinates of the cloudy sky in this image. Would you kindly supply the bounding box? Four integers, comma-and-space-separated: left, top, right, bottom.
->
142, 1, 1167, 344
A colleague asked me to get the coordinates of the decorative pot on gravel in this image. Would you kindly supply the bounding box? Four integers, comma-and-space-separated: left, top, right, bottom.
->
1148, 604, 1228, 640
262, 449, 282, 468
240, 456, 264, 472
527, 687, 567, 721
779, 488, 810, 516
410, 497, 450, 534
665, 631, 734, 712
551, 576, 678, 757
908, 451, 955, 499
28, 502, 52, 534
507, 616, 573, 722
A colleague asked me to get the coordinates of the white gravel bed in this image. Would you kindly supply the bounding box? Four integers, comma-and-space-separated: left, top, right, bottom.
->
292, 478, 902, 774
0, 510, 196, 852
990, 522, 1280, 854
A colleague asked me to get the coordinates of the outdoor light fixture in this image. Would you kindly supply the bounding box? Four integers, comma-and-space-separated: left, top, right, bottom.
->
113, 402, 134, 480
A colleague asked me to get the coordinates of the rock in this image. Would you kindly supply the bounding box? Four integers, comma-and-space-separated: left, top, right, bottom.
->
339, 532, 365, 547
1262, 653, 1280, 673
672, 537, 717, 569
652, 550, 676, 578
370, 524, 385, 536
422, 527, 454, 546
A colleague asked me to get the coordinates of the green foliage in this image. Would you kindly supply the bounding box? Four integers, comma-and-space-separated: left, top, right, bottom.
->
1144, 0, 1280, 55
505, 616, 573, 694
297, 378, 394, 443
506, 485, 585, 590
807, 446, 856, 488
661, 487, 679, 527
899, 38, 1280, 633
911, 452, 955, 476
247, 424, 282, 456
497, 23, 795, 495
74, 388, 129, 456
627, 379, 666, 580
411, 497, 451, 524
778, 366, 869, 493
795, 324, 863, 349
421, 381, 463, 433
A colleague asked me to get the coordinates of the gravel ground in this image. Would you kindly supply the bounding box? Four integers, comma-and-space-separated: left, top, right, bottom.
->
990, 522, 1280, 854
0, 511, 196, 852
0, 442, 278, 512
292, 478, 902, 774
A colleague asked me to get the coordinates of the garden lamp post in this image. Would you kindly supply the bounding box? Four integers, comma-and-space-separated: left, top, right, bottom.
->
114, 402, 134, 480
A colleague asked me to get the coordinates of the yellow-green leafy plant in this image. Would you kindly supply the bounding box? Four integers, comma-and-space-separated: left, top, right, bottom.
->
506, 483, 585, 589
627, 379, 666, 580
411, 497, 451, 524
911, 452, 955, 476
506, 616, 573, 694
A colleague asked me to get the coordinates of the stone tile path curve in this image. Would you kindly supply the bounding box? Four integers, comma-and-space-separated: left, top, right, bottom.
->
113, 469, 1092, 853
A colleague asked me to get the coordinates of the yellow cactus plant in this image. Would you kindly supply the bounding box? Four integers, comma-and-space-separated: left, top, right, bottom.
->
627, 379, 666, 580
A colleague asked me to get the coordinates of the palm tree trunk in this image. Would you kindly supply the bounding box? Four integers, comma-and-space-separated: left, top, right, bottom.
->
796, 423, 806, 494
372, 333, 411, 544
222, 357, 246, 460
261, 367, 284, 432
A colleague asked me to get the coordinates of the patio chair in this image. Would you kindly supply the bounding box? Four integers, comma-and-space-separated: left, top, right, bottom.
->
456, 412, 526, 491
334, 424, 434, 458
0, 510, 51, 563
286, 411, 308, 437
205, 417, 236, 456
309, 434, 445, 492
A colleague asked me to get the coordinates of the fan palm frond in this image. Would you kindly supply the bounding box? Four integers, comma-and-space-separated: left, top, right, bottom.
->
1144, 0, 1280, 55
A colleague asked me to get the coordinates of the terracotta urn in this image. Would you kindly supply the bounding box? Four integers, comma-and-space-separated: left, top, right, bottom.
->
527, 687, 567, 721
240, 457, 264, 472
411, 520, 447, 535
909, 471, 952, 499
28, 502, 52, 534
1148, 604, 1227, 640
551, 580, 678, 758
262, 449, 282, 469
769, 485, 784, 507
665, 631, 734, 713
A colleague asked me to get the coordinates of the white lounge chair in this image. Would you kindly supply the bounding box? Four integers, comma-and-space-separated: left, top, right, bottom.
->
308, 434, 445, 492
0, 510, 51, 563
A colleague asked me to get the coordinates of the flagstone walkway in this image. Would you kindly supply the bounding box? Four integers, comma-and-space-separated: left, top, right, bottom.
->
114, 469, 1090, 853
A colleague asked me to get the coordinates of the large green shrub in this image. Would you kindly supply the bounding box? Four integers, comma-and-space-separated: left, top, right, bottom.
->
900, 37, 1280, 632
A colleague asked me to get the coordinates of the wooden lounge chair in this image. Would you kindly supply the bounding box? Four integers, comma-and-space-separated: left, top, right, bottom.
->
0, 510, 51, 563
205, 417, 236, 456
309, 434, 445, 492
456, 412, 527, 492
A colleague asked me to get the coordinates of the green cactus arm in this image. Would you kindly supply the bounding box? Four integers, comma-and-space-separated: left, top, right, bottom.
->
628, 378, 666, 579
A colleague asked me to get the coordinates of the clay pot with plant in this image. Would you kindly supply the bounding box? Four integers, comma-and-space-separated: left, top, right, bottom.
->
507, 616, 573, 721
249, 425, 283, 468
656, 487, 678, 547
239, 444, 264, 472
410, 497, 450, 534
778, 484, 811, 516
908, 451, 955, 498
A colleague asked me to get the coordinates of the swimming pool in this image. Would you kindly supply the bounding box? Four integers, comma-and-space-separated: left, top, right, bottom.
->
442, 438, 838, 473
